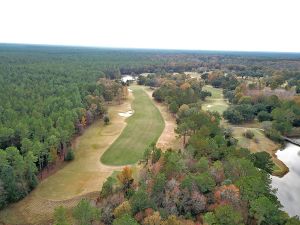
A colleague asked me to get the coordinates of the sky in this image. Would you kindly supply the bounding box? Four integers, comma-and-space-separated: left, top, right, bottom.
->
0, 0, 300, 52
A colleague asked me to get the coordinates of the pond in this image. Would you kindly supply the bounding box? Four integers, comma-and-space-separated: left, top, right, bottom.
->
271, 140, 300, 217
121, 75, 135, 83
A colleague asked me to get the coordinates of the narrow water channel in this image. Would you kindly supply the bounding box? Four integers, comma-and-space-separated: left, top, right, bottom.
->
271, 140, 300, 217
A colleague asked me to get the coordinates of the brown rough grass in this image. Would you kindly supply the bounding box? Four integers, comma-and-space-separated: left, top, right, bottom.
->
232, 127, 288, 177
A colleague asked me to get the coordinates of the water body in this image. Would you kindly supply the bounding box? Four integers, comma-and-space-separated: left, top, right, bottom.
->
271, 140, 300, 217
121, 75, 135, 83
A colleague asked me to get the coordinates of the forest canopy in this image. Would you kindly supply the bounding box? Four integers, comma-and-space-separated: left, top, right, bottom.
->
1, 44, 300, 223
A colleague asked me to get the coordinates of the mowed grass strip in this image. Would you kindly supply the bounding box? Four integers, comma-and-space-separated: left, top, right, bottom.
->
202, 85, 229, 114
101, 86, 164, 165
202, 85, 223, 98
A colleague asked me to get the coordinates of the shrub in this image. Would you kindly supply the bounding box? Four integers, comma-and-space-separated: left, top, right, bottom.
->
296, 85, 300, 94
73, 199, 100, 225
214, 204, 244, 225
64, 148, 75, 161
130, 188, 154, 214
100, 177, 116, 198
223, 108, 243, 124
144, 211, 162, 225
238, 96, 252, 104
196, 157, 209, 173
257, 111, 272, 122
54, 206, 70, 225
114, 201, 132, 218
169, 101, 179, 114
251, 152, 274, 174
104, 115, 110, 125
243, 130, 254, 139
113, 214, 139, 225
224, 127, 233, 138
254, 138, 259, 143
194, 172, 216, 193
265, 128, 284, 144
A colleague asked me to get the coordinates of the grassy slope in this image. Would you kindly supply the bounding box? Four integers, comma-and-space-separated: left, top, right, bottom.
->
101, 86, 165, 165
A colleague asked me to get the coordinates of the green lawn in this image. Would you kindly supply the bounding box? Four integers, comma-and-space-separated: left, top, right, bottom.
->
202, 85, 229, 114
101, 86, 165, 165
202, 85, 223, 98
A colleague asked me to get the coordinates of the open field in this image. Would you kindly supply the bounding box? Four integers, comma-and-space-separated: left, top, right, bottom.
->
101, 85, 165, 165
0, 94, 134, 225
202, 85, 229, 114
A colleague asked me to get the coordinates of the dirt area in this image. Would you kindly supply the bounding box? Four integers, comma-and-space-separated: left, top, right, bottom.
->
246, 87, 296, 100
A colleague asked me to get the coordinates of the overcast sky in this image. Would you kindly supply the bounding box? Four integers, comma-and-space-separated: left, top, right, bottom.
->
0, 0, 299, 52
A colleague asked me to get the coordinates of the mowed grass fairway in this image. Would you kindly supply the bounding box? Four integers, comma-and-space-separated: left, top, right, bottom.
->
202, 85, 223, 98
202, 85, 229, 114
101, 85, 164, 165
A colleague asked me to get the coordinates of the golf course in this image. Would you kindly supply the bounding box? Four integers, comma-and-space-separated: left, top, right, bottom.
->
201, 85, 229, 114
201, 85, 287, 176
0, 85, 165, 225
101, 86, 164, 165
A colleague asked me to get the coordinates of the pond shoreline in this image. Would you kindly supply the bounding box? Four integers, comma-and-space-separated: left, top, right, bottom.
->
271, 140, 300, 217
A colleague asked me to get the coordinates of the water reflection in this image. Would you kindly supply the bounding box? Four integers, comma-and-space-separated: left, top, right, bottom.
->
121, 75, 135, 83
271, 141, 300, 217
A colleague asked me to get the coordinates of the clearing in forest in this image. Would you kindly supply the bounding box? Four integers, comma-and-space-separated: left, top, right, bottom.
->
232, 126, 288, 176
201, 85, 229, 114
101, 85, 165, 165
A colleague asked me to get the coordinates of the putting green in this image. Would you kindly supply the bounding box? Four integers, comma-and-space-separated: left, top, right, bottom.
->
202, 85, 229, 114
101, 85, 165, 165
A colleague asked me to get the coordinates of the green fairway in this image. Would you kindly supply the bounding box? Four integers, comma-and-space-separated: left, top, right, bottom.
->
202, 85, 223, 98
202, 85, 229, 114
101, 86, 165, 165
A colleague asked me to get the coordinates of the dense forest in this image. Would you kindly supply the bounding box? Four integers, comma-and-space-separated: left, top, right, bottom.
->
0, 44, 172, 208
54, 74, 300, 225
1, 44, 300, 224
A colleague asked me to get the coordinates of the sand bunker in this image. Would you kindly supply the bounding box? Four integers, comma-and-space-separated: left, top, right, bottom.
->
206, 105, 212, 108
118, 110, 134, 117
128, 88, 133, 92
